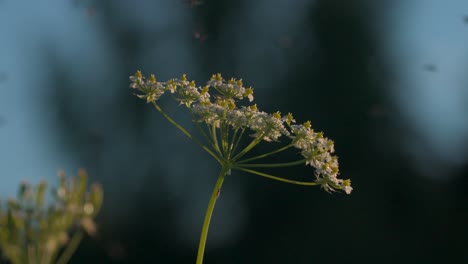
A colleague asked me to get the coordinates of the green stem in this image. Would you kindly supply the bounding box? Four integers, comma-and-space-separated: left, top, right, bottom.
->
198, 122, 218, 153
55, 231, 84, 264
223, 122, 230, 157
191, 112, 221, 157
237, 144, 293, 164
227, 128, 239, 159
222, 107, 230, 158
231, 133, 265, 162
205, 123, 223, 158
234, 167, 318, 186
151, 102, 222, 164
211, 122, 222, 158
220, 122, 228, 157
196, 167, 228, 264
236, 159, 305, 168
230, 127, 245, 157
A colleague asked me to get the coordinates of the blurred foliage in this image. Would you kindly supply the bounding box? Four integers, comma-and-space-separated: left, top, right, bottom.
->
0, 170, 103, 264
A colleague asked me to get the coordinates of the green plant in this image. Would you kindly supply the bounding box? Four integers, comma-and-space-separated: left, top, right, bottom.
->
130, 71, 352, 263
0, 170, 103, 264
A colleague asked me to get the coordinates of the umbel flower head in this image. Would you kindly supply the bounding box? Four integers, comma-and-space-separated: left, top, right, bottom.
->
130, 71, 352, 194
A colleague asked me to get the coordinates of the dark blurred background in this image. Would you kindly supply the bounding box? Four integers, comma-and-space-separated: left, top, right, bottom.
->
1, 0, 468, 263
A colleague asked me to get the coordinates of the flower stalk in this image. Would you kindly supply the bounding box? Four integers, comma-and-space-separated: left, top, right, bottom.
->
196, 167, 229, 264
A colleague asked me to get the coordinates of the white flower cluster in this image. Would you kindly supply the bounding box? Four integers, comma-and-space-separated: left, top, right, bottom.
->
130, 71, 352, 194
290, 122, 352, 194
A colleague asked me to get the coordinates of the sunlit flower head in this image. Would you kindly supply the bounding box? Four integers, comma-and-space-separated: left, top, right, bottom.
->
129, 71, 352, 194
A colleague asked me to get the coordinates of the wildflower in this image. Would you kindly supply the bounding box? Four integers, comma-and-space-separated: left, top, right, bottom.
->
244, 87, 254, 102
199, 85, 211, 104
208, 73, 224, 87
341, 179, 353, 194
249, 112, 289, 142
192, 103, 224, 126
290, 124, 315, 150
227, 106, 259, 129
283, 112, 295, 126
130, 72, 353, 263
129, 72, 351, 194
130, 71, 166, 103
129, 70, 144, 89
177, 78, 201, 107
166, 79, 178, 93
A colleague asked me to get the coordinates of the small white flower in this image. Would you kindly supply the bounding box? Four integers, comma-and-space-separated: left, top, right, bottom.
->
207, 73, 224, 88
199, 86, 211, 104
215, 79, 245, 101
129, 70, 144, 89
166, 79, 178, 93
290, 124, 315, 150
226, 106, 258, 129
249, 112, 289, 142
192, 103, 224, 126
342, 184, 353, 194
178, 81, 201, 107
244, 87, 254, 102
